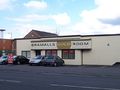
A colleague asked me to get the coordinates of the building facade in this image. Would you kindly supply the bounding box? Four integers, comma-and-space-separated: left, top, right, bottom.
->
16, 34, 120, 66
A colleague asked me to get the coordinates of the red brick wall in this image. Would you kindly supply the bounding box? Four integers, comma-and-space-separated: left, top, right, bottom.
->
0, 39, 13, 50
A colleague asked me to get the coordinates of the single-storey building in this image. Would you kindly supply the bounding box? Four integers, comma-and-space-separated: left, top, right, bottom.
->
16, 30, 120, 66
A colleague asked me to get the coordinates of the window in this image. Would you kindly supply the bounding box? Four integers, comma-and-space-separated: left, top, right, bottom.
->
45, 50, 57, 56
22, 51, 31, 58
62, 50, 75, 59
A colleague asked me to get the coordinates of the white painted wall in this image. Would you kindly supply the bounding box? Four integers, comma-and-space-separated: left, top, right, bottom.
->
83, 36, 120, 65
57, 50, 62, 58
16, 35, 120, 66
16, 39, 31, 55
31, 50, 35, 58
41, 50, 45, 56
63, 50, 81, 65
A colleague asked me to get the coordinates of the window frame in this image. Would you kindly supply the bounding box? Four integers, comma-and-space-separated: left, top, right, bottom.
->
21, 51, 31, 58
45, 50, 57, 56
62, 49, 75, 59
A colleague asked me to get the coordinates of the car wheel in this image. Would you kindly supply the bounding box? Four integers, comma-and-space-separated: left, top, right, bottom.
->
39, 62, 42, 66
17, 61, 20, 64
29, 63, 33, 66
2, 61, 7, 65
54, 63, 57, 67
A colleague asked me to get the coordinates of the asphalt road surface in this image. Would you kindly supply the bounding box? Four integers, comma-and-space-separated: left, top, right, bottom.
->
0, 65, 120, 90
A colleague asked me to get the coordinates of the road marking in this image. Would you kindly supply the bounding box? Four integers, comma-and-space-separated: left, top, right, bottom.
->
0, 79, 21, 83
50, 84, 120, 90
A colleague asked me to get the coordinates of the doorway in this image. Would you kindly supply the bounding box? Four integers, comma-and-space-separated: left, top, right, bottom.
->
35, 50, 41, 56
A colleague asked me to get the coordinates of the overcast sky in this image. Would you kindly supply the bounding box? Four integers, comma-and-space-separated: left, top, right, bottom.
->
0, 0, 120, 39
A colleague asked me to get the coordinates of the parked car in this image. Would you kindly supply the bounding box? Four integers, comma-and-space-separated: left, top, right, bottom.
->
42, 55, 64, 66
0, 55, 8, 64
29, 55, 45, 65
13, 55, 29, 64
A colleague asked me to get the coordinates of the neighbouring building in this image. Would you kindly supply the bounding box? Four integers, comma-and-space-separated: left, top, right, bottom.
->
24, 29, 58, 39
0, 39, 16, 56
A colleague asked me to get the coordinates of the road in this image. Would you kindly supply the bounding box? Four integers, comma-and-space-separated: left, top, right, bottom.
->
0, 65, 120, 90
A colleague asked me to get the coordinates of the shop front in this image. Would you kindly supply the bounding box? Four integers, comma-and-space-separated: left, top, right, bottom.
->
31, 39, 92, 65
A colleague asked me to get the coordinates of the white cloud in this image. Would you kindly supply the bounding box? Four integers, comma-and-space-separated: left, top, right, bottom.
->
7, 14, 51, 22
52, 13, 71, 26
7, 12, 71, 26
10, 23, 56, 38
79, 0, 120, 20
0, 0, 12, 10
7, 0, 120, 36
25, 14, 50, 20
6, 12, 71, 38
71, 0, 120, 35
80, 0, 120, 20
94, 0, 120, 19
3, 0, 120, 39
24, 0, 47, 9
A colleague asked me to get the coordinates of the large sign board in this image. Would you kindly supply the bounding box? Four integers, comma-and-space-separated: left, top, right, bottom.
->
31, 39, 92, 50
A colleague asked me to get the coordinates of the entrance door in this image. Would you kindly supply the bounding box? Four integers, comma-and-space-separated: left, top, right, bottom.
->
35, 50, 41, 56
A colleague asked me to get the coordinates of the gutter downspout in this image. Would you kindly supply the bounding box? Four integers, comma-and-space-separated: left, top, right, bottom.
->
81, 49, 83, 65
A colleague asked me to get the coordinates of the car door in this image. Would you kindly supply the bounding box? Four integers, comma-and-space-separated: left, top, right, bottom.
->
57, 56, 64, 65
22, 56, 28, 63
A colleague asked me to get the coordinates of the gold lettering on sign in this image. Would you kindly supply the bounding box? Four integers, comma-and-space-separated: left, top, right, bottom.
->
57, 41, 71, 49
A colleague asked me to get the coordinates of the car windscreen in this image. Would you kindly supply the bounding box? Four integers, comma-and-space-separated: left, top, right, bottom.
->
2, 56, 7, 58
45, 56, 54, 61
34, 56, 42, 59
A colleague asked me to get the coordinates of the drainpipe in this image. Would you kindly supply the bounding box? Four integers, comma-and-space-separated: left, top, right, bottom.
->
81, 49, 83, 65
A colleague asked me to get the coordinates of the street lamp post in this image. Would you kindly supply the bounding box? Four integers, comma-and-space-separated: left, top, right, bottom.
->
0, 29, 5, 55
8, 32, 13, 54
8, 32, 12, 39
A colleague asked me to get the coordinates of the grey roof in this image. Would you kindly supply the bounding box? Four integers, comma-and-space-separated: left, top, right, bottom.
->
24, 30, 58, 39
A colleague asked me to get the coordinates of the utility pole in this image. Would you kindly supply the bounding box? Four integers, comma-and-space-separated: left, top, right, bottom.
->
8, 32, 12, 39
0, 29, 5, 55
